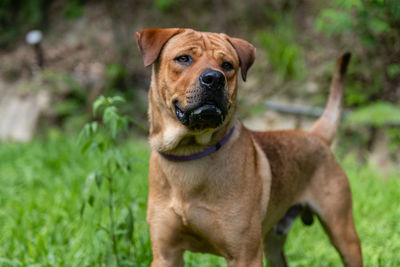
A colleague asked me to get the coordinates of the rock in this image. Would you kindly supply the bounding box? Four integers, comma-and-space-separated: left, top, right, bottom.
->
0, 80, 50, 142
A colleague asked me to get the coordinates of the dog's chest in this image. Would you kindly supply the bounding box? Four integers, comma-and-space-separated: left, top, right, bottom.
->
163, 160, 221, 222
158, 156, 239, 226
169, 195, 216, 230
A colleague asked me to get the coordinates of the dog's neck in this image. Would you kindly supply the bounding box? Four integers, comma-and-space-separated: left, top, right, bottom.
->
149, 112, 237, 157
158, 125, 236, 161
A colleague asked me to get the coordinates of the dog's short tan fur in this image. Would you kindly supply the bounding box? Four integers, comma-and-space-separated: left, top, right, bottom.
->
136, 28, 363, 267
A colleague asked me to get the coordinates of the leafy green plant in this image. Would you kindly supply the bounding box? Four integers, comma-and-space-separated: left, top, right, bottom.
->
79, 95, 133, 266
258, 15, 306, 81
103, 63, 149, 134
344, 102, 400, 155
315, 0, 399, 46
345, 102, 400, 127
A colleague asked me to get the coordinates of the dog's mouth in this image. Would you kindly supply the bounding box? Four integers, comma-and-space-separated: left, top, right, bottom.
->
174, 101, 225, 130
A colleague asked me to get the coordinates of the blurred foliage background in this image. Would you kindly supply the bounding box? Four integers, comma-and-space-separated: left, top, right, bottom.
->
0, 0, 399, 162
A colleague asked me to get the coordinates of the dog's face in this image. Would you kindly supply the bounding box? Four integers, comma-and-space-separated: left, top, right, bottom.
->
136, 28, 255, 150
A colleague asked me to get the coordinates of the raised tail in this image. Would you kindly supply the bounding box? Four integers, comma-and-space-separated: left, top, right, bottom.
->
310, 52, 351, 146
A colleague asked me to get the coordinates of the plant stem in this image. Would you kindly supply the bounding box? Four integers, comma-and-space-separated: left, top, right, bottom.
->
107, 173, 120, 266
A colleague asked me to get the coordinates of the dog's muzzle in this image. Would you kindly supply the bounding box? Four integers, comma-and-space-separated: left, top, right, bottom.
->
174, 70, 228, 130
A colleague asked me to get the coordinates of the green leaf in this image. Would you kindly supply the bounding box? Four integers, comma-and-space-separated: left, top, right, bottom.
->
88, 194, 95, 206
369, 18, 389, 34
109, 95, 125, 104
128, 116, 149, 132
78, 123, 91, 144
104, 150, 116, 169
97, 141, 106, 152
345, 102, 400, 127
93, 95, 106, 116
315, 9, 353, 35
103, 106, 119, 124
387, 64, 400, 78
80, 201, 86, 217
94, 172, 103, 189
114, 149, 129, 173
125, 206, 134, 243
80, 139, 93, 154
90, 121, 98, 133
97, 223, 110, 234
103, 106, 121, 139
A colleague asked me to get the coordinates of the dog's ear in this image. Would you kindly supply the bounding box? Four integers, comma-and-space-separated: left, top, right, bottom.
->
227, 37, 256, 81
136, 28, 184, 67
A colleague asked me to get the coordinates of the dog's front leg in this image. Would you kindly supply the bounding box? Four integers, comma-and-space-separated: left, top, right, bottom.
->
223, 220, 264, 267
226, 241, 264, 267
151, 246, 183, 267
149, 227, 184, 267
148, 207, 185, 267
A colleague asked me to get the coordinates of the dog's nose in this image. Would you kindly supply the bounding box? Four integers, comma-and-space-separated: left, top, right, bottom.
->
199, 70, 225, 89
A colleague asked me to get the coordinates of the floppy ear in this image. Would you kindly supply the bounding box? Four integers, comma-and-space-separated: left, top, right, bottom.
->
227, 37, 256, 81
136, 28, 184, 67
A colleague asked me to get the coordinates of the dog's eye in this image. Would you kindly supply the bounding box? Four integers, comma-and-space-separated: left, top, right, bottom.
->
221, 62, 234, 71
174, 55, 192, 66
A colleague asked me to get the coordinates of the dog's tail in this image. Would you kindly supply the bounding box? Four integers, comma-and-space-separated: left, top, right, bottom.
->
310, 52, 351, 146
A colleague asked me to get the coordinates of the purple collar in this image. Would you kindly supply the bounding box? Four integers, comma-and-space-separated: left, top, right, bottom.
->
159, 126, 235, 162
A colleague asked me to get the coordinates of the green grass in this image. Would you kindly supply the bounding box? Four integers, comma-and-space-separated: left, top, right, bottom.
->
0, 134, 399, 266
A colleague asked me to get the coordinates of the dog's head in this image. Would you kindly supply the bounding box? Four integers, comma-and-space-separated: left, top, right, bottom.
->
136, 28, 255, 152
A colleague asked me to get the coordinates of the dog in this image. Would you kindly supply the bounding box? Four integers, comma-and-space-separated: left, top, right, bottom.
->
136, 28, 363, 267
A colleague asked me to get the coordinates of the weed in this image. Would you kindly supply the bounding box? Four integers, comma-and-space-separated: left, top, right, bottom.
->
79, 95, 137, 265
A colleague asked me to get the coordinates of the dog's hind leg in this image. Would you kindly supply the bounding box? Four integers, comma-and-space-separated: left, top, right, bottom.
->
310, 166, 363, 267
316, 201, 363, 266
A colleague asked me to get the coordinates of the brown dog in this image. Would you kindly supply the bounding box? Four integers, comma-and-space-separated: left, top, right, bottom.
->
136, 28, 362, 267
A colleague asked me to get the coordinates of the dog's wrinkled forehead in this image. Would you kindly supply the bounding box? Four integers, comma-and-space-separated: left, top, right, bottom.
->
161, 30, 238, 62
136, 28, 256, 81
